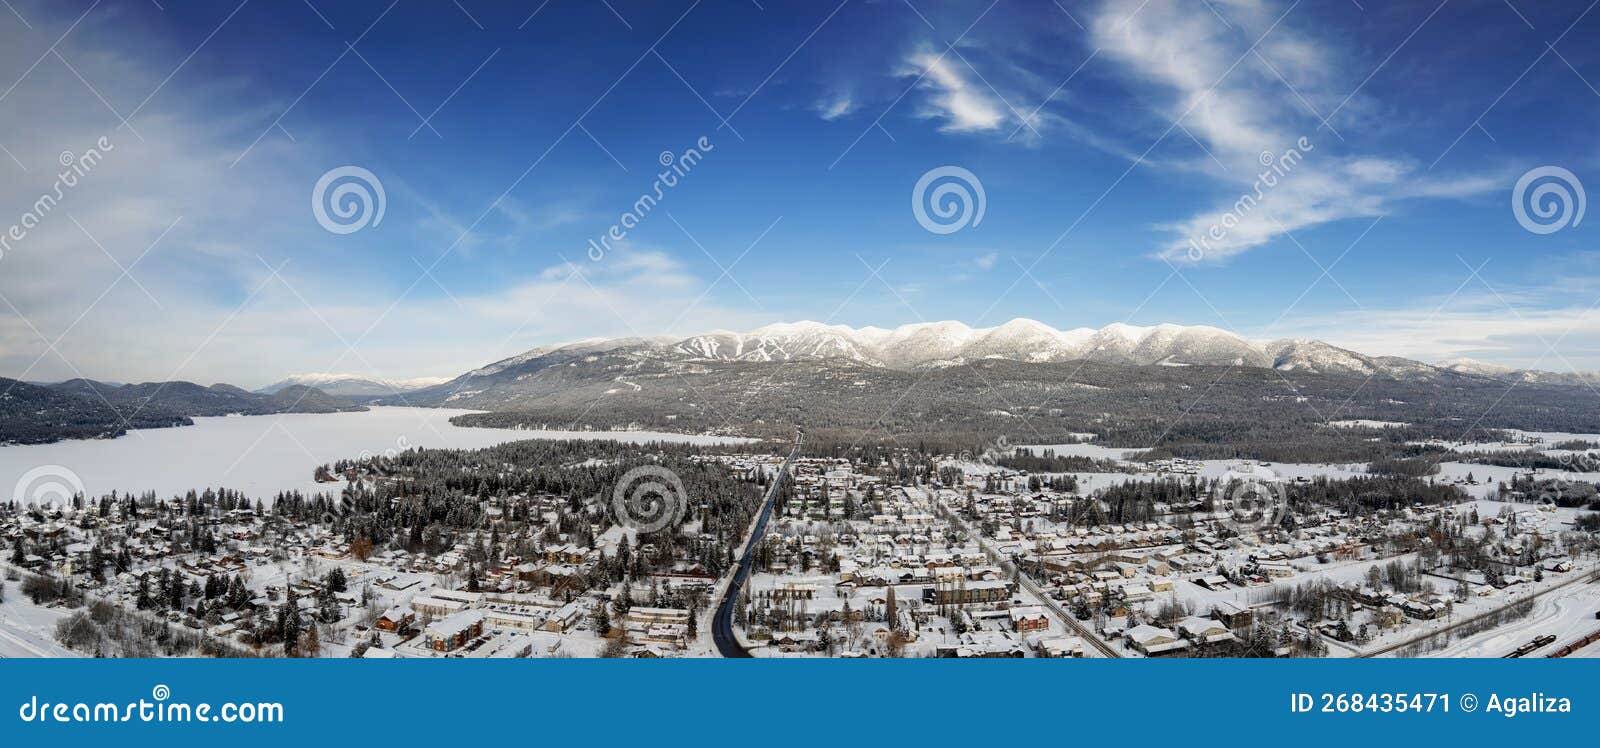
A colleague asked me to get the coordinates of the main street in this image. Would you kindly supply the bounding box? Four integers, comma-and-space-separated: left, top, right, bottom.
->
711, 429, 802, 658
926, 486, 1123, 658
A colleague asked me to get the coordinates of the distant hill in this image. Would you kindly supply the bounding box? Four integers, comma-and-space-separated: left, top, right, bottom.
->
262, 384, 358, 413
256, 374, 450, 397
0, 378, 366, 444
0, 378, 190, 444
1442, 358, 1600, 387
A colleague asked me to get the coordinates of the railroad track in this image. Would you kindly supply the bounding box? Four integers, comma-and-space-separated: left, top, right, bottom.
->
1360, 565, 1600, 658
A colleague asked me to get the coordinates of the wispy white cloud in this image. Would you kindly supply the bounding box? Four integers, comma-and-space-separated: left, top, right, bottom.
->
901, 51, 1008, 133
1266, 260, 1600, 370
1087, 0, 1498, 262
813, 90, 857, 121
0, 8, 766, 388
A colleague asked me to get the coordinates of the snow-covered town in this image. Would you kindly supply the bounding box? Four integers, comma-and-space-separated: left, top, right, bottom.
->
0, 439, 786, 659
5, 430, 1599, 660
734, 443, 1600, 659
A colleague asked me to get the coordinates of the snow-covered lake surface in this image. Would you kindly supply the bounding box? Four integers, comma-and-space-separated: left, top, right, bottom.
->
0, 406, 755, 501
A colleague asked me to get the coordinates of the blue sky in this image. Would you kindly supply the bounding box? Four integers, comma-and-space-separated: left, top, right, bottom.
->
1, 0, 1598, 387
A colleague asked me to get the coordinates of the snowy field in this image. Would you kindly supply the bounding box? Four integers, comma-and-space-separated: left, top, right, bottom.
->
1421, 576, 1600, 658
1011, 443, 1372, 495
0, 581, 75, 658
0, 406, 755, 502
1019, 443, 1145, 460
1014, 439, 1600, 501
1328, 419, 1410, 429
1414, 429, 1600, 454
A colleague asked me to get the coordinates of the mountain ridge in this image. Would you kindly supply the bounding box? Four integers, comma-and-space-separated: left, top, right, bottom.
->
0, 378, 366, 445
454, 318, 1456, 380
256, 373, 453, 397
369, 318, 1542, 418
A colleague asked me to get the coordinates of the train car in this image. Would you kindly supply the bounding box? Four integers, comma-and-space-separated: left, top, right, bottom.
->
1546, 628, 1600, 658
1504, 634, 1559, 657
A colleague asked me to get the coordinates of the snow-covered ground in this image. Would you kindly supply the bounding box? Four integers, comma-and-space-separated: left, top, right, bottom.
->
1413, 429, 1600, 454
1018, 443, 1144, 460
0, 581, 77, 658
0, 406, 755, 502
1015, 438, 1600, 502
1423, 576, 1600, 658
1010, 444, 1374, 496
1329, 419, 1410, 429
1434, 462, 1600, 499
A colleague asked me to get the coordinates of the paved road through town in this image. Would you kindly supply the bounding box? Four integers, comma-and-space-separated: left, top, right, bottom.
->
928, 486, 1122, 658
711, 430, 802, 658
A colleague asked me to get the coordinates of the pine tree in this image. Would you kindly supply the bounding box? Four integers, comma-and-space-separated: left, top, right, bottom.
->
279, 588, 301, 656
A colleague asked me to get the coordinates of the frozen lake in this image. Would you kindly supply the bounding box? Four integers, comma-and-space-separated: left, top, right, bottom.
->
0, 406, 755, 502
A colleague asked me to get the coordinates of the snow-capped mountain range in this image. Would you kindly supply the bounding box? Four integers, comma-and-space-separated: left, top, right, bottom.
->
256, 373, 452, 397
441, 318, 1487, 381
1440, 358, 1600, 387
290, 321, 1594, 403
